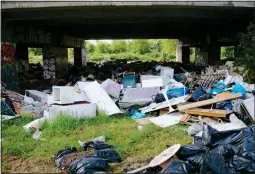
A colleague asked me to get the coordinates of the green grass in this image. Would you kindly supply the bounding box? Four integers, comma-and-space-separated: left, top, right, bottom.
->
2, 113, 192, 171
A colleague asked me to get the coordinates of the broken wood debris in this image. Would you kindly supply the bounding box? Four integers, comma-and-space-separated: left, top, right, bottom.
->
178, 93, 242, 111
184, 108, 233, 118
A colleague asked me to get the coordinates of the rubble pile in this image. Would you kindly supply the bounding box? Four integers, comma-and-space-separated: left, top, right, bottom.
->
1, 60, 255, 173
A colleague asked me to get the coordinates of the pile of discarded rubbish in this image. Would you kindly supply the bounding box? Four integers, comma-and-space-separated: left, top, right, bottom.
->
1, 60, 255, 173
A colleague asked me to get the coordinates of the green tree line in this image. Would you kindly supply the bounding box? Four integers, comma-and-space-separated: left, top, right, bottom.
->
86, 39, 179, 62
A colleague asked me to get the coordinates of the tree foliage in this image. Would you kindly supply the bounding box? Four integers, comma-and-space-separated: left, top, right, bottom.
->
110, 40, 127, 53
129, 39, 152, 54
221, 46, 234, 59
235, 23, 255, 83
28, 48, 42, 56
94, 41, 111, 54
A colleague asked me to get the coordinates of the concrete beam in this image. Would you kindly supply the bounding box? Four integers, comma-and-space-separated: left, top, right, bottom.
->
2, 25, 84, 48
2, 1, 255, 9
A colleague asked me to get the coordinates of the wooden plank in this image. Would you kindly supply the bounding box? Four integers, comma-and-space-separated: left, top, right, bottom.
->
179, 114, 191, 124
184, 108, 232, 118
159, 108, 169, 116
178, 93, 242, 111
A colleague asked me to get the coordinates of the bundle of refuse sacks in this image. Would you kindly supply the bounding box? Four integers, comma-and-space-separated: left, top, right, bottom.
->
164, 124, 255, 174
54, 138, 121, 173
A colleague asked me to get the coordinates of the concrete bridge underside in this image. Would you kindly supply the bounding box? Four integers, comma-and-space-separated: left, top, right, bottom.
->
1, 2, 255, 90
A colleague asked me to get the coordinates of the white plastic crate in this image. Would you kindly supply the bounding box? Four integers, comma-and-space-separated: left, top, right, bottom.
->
52, 86, 74, 104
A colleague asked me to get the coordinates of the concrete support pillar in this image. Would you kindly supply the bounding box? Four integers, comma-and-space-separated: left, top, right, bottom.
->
196, 46, 208, 65
176, 41, 182, 62
74, 47, 82, 67
43, 46, 68, 79
182, 47, 190, 65
82, 42, 87, 66
15, 43, 29, 71
208, 45, 221, 65
74, 42, 87, 67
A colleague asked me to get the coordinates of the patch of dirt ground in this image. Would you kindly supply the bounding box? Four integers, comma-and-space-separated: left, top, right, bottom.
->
2, 156, 62, 173
2, 156, 151, 173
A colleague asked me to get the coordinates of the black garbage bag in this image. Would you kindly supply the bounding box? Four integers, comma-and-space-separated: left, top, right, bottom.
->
68, 156, 108, 174
160, 158, 193, 174
186, 124, 255, 174
82, 141, 112, 151
202, 145, 236, 174
192, 86, 210, 102
93, 148, 121, 163
54, 147, 77, 168
124, 166, 161, 174
177, 144, 205, 161
54, 147, 77, 159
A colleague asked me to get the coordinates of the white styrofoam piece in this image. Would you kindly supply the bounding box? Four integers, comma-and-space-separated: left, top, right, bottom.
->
77, 81, 93, 92
206, 114, 247, 131
44, 103, 96, 121
53, 86, 74, 104
74, 90, 90, 102
84, 81, 122, 116
140, 95, 187, 113
160, 66, 174, 78
47, 94, 54, 106
243, 97, 254, 121
101, 79, 121, 98
142, 78, 163, 88
149, 112, 182, 128
120, 87, 160, 102
25, 90, 48, 103
140, 75, 171, 87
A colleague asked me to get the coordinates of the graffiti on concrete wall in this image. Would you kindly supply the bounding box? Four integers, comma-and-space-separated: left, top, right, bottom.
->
1, 42, 17, 65
1, 42, 19, 91
15, 26, 51, 44
43, 47, 56, 79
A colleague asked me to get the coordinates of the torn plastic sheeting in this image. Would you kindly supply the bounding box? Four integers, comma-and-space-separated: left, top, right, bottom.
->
149, 112, 182, 128
23, 117, 46, 132
83, 81, 122, 116
101, 78, 121, 99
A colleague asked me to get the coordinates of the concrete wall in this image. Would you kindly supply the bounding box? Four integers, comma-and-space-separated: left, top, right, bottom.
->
1, 25, 84, 48
2, 1, 255, 9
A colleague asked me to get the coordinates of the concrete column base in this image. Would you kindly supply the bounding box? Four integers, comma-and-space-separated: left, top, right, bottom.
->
43, 46, 68, 79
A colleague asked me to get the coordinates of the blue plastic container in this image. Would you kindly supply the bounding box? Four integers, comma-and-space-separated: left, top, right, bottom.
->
122, 75, 136, 88
232, 83, 246, 99
166, 87, 189, 98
